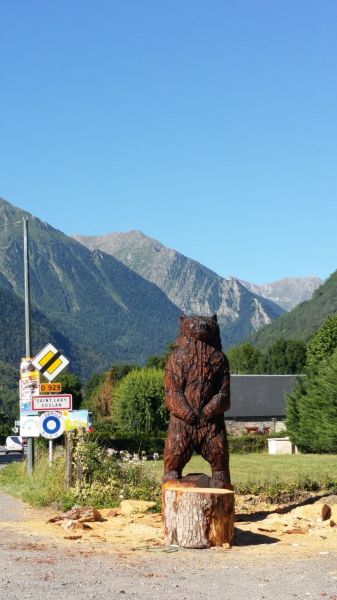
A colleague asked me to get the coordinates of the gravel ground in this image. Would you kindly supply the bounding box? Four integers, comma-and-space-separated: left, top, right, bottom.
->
1, 491, 337, 600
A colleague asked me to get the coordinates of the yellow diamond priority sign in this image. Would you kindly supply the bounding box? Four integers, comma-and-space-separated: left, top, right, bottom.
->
32, 343, 69, 382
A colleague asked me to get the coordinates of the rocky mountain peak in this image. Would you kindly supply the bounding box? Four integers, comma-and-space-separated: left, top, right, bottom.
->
73, 230, 285, 349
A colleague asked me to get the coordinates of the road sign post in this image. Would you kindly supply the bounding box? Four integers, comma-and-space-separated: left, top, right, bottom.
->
49, 440, 54, 466
23, 218, 34, 473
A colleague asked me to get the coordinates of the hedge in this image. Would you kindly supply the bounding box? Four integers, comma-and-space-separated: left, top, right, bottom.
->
92, 429, 269, 455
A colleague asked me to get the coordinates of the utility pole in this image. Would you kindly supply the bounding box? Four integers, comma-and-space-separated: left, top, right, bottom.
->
23, 217, 35, 473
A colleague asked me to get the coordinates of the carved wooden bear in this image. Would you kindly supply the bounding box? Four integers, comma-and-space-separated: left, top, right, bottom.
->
163, 314, 231, 488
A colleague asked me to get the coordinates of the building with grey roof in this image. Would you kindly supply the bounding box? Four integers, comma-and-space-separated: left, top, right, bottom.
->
226, 374, 298, 434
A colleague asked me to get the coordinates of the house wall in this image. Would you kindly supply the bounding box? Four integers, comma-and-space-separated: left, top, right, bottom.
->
225, 418, 286, 436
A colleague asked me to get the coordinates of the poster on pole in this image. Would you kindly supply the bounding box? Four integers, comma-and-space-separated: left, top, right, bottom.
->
62, 409, 89, 431
19, 358, 40, 416
20, 415, 40, 437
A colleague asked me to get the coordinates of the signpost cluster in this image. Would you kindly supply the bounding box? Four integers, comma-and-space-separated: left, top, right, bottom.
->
19, 343, 90, 467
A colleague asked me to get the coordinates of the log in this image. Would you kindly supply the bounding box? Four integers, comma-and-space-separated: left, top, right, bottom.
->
163, 482, 235, 548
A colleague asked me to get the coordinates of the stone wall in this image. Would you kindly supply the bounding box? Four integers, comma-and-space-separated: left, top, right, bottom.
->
225, 419, 286, 436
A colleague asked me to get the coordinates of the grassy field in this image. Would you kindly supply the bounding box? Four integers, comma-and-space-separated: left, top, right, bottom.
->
1, 451, 336, 508
145, 453, 337, 496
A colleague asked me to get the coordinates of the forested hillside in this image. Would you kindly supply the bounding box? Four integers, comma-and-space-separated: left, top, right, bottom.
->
0, 361, 18, 436
0, 198, 180, 373
250, 271, 337, 349
0, 284, 103, 379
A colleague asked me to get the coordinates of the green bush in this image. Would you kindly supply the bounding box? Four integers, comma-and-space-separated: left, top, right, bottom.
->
92, 430, 166, 455
113, 368, 167, 434
70, 436, 161, 508
228, 434, 268, 454
93, 430, 269, 456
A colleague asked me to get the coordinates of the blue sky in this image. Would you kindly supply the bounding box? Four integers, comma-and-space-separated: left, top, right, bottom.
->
1, 1, 336, 283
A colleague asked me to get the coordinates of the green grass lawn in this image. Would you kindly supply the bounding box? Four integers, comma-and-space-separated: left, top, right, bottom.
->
145, 453, 337, 496
1, 451, 336, 508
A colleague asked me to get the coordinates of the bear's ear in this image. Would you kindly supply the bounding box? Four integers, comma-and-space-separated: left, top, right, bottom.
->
212, 314, 217, 322
180, 314, 186, 321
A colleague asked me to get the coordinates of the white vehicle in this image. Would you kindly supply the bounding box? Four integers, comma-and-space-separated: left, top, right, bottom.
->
5, 436, 23, 454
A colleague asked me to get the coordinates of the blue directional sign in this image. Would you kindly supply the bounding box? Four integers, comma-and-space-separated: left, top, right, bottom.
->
40, 411, 65, 440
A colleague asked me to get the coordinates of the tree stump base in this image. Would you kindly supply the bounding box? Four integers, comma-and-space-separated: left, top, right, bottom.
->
163, 480, 235, 549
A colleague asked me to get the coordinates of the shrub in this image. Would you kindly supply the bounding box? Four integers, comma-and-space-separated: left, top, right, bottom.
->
228, 434, 268, 454
70, 436, 161, 508
93, 431, 269, 456
92, 427, 166, 455
113, 368, 167, 434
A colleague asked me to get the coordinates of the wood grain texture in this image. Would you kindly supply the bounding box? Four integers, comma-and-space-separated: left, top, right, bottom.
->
163, 482, 235, 548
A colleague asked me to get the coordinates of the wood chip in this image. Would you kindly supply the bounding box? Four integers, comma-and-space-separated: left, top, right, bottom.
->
283, 527, 308, 535
321, 504, 331, 521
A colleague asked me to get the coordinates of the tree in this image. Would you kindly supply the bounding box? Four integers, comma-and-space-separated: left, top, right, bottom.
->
82, 372, 106, 410
286, 316, 337, 452
265, 339, 307, 374
58, 371, 82, 410
306, 314, 337, 371
285, 376, 306, 443
145, 341, 176, 370
113, 368, 167, 434
286, 349, 337, 453
227, 343, 265, 374
82, 364, 136, 418
0, 361, 20, 441
301, 350, 337, 452
146, 354, 167, 369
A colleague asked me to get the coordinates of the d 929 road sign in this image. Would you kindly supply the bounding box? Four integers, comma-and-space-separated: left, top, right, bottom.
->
40, 382, 62, 393
32, 343, 69, 382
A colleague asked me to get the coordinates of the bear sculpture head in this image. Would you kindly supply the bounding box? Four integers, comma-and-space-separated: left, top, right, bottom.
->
179, 314, 222, 350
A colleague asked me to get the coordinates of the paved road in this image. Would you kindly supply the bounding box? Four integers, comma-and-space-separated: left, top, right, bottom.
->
0, 449, 23, 468
1, 491, 337, 600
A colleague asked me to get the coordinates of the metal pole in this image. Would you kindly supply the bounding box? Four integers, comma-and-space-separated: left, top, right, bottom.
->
49, 440, 53, 465
23, 218, 31, 357
23, 218, 35, 473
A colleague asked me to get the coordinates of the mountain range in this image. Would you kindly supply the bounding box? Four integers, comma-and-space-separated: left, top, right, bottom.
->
250, 269, 337, 349
0, 197, 326, 380
239, 276, 323, 311
73, 230, 288, 349
0, 198, 181, 376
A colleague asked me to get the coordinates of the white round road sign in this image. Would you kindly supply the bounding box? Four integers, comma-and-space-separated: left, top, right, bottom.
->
40, 411, 65, 439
